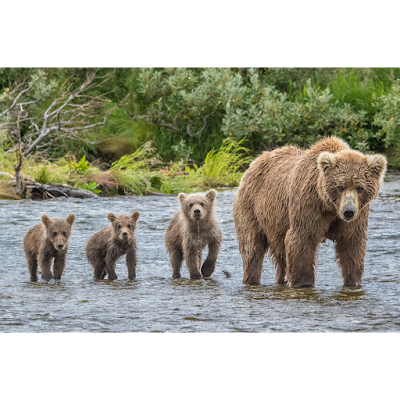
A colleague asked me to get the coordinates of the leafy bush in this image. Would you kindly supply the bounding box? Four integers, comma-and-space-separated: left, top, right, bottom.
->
373, 80, 400, 165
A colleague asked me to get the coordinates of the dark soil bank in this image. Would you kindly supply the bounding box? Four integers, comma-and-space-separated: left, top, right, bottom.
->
1, 172, 400, 332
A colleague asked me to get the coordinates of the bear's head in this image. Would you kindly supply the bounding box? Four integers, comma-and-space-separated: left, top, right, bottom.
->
317, 150, 387, 222
178, 189, 217, 221
41, 214, 76, 251
107, 212, 140, 242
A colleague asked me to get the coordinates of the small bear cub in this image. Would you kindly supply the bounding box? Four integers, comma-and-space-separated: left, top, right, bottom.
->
24, 214, 76, 282
165, 189, 222, 279
86, 212, 140, 280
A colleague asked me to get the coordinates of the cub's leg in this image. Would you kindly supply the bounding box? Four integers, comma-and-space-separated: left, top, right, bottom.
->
184, 245, 203, 280
26, 253, 38, 282
53, 254, 67, 280
170, 249, 183, 279
105, 255, 118, 280
126, 250, 137, 280
201, 234, 222, 278
38, 250, 54, 282
93, 262, 106, 279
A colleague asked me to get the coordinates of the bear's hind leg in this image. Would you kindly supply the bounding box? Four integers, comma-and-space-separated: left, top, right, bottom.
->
241, 233, 268, 285
270, 248, 287, 285
93, 262, 106, 279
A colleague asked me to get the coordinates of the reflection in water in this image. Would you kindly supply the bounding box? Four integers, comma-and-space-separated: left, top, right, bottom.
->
1, 172, 400, 332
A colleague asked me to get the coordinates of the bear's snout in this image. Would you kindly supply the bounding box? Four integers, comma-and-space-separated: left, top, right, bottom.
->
343, 209, 355, 220
122, 231, 128, 237
193, 208, 201, 218
57, 243, 64, 249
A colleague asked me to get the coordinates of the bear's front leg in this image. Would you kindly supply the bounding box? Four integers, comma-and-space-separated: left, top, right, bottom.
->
285, 228, 318, 288
126, 250, 137, 280
201, 234, 222, 278
53, 253, 67, 280
38, 250, 54, 282
105, 254, 118, 280
184, 245, 202, 280
335, 233, 367, 286
170, 249, 183, 279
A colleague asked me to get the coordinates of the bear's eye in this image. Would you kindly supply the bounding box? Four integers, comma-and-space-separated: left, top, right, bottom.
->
127, 224, 131, 229
117, 224, 121, 229
338, 186, 344, 192
357, 187, 363, 193
63, 231, 67, 236
53, 232, 57, 237
200, 202, 204, 207
189, 203, 193, 208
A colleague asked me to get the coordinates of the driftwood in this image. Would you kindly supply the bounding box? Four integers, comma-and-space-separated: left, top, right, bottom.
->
145, 190, 175, 197
0, 172, 98, 200
22, 180, 99, 200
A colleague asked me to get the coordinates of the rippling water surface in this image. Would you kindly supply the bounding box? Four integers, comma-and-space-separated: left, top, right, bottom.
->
1, 172, 400, 332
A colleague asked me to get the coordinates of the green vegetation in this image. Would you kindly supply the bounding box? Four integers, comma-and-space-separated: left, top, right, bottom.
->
1, 68, 400, 199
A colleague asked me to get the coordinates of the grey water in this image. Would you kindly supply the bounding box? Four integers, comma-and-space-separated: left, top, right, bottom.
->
1, 172, 400, 332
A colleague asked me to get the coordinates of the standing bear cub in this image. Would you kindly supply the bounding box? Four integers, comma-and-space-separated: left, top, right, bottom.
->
86, 212, 140, 280
165, 189, 222, 279
233, 137, 387, 287
24, 214, 76, 282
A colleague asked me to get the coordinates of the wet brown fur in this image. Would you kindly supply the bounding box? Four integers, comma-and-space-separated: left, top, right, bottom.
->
165, 189, 222, 279
85, 212, 140, 280
23, 214, 76, 282
233, 137, 387, 287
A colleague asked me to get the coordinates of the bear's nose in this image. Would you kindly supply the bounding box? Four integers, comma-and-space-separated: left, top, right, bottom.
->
122, 231, 128, 236
343, 209, 355, 219
194, 209, 201, 216
57, 244, 64, 249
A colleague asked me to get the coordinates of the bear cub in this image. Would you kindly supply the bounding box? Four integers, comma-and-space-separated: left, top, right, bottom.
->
165, 189, 222, 279
24, 214, 76, 282
86, 212, 140, 280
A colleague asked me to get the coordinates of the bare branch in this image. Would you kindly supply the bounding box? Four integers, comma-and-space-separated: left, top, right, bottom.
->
186, 111, 216, 137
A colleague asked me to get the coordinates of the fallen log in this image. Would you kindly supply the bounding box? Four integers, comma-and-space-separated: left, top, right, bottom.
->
22, 180, 99, 200
146, 190, 175, 197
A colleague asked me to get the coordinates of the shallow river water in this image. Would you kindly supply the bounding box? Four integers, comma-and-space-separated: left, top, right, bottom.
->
1, 172, 400, 332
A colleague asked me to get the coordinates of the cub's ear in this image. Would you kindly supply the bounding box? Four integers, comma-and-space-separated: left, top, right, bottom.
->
131, 211, 140, 222
205, 189, 217, 201
107, 213, 116, 223
178, 193, 187, 203
366, 154, 387, 178
41, 214, 51, 228
66, 214, 76, 226
318, 152, 336, 173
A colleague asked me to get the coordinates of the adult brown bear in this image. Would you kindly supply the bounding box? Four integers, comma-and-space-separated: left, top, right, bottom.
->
233, 137, 386, 287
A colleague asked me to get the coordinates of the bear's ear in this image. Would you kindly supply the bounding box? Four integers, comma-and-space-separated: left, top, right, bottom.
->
107, 213, 116, 223
66, 214, 75, 226
131, 211, 140, 222
366, 154, 387, 178
178, 193, 187, 203
318, 152, 336, 173
205, 189, 217, 201
41, 214, 51, 228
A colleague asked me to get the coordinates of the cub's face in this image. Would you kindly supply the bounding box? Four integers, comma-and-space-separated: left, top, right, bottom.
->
108, 212, 140, 241
178, 189, 217, 221
42, 214, 75, 251
318, 150, 386, 222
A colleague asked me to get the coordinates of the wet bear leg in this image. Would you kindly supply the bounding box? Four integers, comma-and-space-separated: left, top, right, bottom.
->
53, 254, 66, 280
27, 254, 38, 282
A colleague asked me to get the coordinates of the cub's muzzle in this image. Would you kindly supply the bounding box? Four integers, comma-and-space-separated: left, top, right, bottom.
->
193, 209, 201, 219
